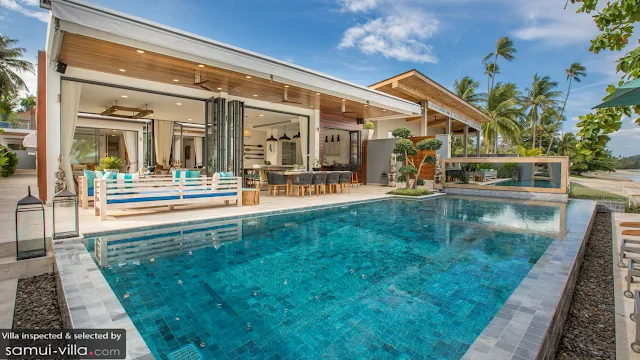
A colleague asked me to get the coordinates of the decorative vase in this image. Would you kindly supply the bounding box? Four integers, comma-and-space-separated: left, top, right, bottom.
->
365, 129, 374, 140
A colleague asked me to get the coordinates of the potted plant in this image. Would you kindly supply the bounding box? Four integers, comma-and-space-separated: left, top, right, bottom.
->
312, 157, 322, 171
97, 156, 123, 173
364, 121, 375, 140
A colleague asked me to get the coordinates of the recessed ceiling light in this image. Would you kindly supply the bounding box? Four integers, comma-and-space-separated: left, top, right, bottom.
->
246, 75, 252, 79
342, 99, 346, 102
364, 104, 368, 107
259, 114, 264, 117
198, 64, 205, 68
188, 118, 192, 121
121, 95, 128, 98
149, 114, 154, 117
316, 93, 321, 95
173, 79, 179, 82
310, 105, 314, 108
382, 109, 387, 112
136, 50, 145, 54
119, 69, 126, 72
253, 94, 258, 97
111, 134, 116, 137
176, 102, 182, 106
284, 85, 289, 88
112, 129, 116, 132
217, 87, 222, 90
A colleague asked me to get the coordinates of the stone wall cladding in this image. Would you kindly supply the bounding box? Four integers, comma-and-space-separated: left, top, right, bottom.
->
443, 188, 569, 203
595, 200, 625, 213
461, 200, 597, 360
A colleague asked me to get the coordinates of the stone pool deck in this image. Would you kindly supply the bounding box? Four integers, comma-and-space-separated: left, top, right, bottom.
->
462, 199, 597, 360
612, 212, 640, 360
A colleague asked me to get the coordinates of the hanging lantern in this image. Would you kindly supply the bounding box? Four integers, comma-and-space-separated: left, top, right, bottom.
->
15, 186, 46, 261
52, 188, 79, 240
293, 132, 301, 140
267, 134, 278, 142
279, 127, 291, 141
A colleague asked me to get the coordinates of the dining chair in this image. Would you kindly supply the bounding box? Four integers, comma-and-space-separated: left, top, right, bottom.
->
326, 172, 340, 195
291, 172, 313, 197
338, 171, 352, 194
267, 172, 287, 196
312, 172, 328, 196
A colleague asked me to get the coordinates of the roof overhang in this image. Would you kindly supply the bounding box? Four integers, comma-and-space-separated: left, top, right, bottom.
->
46, 0, 421, 118
370, 70, 490, 131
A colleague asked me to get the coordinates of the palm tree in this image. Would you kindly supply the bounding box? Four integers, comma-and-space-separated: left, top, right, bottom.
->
453, 76, 484, 107
556, 132, 577, 156
523, 74, 562, 149
478, 82, 522, 153
483, 37, 517, 91
546, 63, 586, 154
0, 36, 34, 95
483, 63, 499, 94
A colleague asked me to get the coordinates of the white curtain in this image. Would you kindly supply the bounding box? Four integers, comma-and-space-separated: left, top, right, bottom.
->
193, 137, 203, 167
154, 120, 174, 167
61, 81, 82, 192
299, 116, 309, 169
123, 131, 138, 173
173, 138, 182, 165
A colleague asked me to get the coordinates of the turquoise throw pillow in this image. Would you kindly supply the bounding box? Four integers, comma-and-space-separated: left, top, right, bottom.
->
103, 171, 116, 180
224, 172, 233, 178
83, 170, 96, 190
188, 170, 201, 178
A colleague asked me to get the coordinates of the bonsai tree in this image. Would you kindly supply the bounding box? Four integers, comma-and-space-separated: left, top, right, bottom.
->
392, 128, 442, 189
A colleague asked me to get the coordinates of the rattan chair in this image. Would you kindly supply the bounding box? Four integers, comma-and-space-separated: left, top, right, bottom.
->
312, 172, 328, 196
338, 171, 352, 194
267, 172, 287, 197
291, 172, 313, 197
326, 172, 340, 195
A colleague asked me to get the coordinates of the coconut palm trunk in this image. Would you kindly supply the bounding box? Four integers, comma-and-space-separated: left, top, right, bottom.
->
546, 81, 571, 154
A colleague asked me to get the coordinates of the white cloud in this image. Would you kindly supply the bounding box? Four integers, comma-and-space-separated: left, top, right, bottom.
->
338, 12, 439, 63
0, 0, 48, 23
343, 61, 379, 72
339, 0, 379, 13
510, 0, 597, 46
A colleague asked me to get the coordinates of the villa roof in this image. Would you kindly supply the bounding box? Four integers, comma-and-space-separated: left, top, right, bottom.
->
370, 69, 490, 130
45, 0, 421, 118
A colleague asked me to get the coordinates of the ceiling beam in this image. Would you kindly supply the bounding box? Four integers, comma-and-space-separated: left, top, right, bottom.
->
391, 81, 429, 101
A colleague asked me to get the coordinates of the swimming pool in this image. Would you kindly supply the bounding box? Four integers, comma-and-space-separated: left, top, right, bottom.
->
85, 197, 569, 359
490, 178, 560, 188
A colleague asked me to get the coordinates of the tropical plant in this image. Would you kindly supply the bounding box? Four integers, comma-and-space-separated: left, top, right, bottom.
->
483, 62, 499, 94
516, 145, 543, 157
0, 36, 35, 95
454, 76, 484, 107
363, 120, 374, 130
483, 36, 517, 91
0, 147, 18, 177
522, 74, 562, 149
546, 63, 587, 154
556, 132, 577, 156
97, 156, 124, 171
391, 128, 442, 189
19, 94, 36, 113
477, 82, 522, 153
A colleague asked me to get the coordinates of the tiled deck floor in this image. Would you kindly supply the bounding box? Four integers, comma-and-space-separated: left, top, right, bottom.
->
0, 170, 38, 246
75, 185, 395, 236
613, 212, 640, 360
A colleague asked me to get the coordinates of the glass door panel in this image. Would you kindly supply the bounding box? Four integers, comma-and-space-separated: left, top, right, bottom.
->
349, 130, 362, 164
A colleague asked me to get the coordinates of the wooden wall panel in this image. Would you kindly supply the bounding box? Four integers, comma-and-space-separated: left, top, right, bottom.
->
407, 136, 436, 181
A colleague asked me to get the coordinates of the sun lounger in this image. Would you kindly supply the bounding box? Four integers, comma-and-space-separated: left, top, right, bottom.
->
621, 222, 640, 228
631, 290, 640, 353
94, 176, 242, 221
620, 238, 640, 268
624, 230, 640, 236
624, 184, 640, 206
626, 258, 640, 298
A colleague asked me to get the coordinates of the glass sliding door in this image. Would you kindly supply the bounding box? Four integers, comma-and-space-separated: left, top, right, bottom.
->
349, 130, 362, 164
227, 100, 244, 175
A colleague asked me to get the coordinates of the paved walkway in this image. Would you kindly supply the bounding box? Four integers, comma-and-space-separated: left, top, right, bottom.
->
0, 170, 38, 245
613, 212, 640, 360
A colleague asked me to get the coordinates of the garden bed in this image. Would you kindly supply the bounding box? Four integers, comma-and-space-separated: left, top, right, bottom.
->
13, 273, 63, 329
555, 213, 615, 359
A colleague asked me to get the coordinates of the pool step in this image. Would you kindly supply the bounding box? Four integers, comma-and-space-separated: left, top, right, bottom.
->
0, 250, 54, 281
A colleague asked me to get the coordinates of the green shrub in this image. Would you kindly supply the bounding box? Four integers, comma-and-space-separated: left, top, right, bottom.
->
97, 156, 123, 171
416, 178, 425, 186
387, 188, 432, 196
0, 148, 18, 177
364, 121, 374, 130
569, 183, 627, 201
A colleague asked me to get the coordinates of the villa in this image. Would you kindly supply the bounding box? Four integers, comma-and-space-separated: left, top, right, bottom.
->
4, 1, 637, 360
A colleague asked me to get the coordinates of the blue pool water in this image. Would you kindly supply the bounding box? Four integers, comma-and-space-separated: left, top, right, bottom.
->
86, 197, 566, 360
490, 179, 559, 188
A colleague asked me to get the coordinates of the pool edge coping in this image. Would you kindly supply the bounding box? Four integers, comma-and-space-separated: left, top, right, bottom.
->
461, 199, 597, 360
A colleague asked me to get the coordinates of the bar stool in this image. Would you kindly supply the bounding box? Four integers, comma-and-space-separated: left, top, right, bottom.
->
312, 172, 327, 196
349, 163, 359, 187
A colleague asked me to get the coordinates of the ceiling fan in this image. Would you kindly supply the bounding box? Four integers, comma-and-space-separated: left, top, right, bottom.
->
192, 70, 215, 92
279, 87, 302, 105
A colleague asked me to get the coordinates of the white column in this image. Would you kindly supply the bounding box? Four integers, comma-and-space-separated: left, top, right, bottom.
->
420, 100, 428, 136
463, 125, 469, 157
45, 60, 61, 203
309, 109, 320, 164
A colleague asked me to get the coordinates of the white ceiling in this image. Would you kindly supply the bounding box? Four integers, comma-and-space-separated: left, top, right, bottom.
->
78, 82, 300, 131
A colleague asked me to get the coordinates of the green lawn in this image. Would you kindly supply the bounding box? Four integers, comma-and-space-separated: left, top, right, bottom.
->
569, 182, 627, 201
387, 188, 433, 197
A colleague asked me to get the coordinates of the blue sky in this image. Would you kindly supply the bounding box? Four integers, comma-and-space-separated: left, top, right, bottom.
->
1, 0, 638, 156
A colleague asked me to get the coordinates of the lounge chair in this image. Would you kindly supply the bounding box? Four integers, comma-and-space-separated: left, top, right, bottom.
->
619, 238, 640, 268
630, 290, 640, 353
624, 184, 640, 206
626, 258, 640, 298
